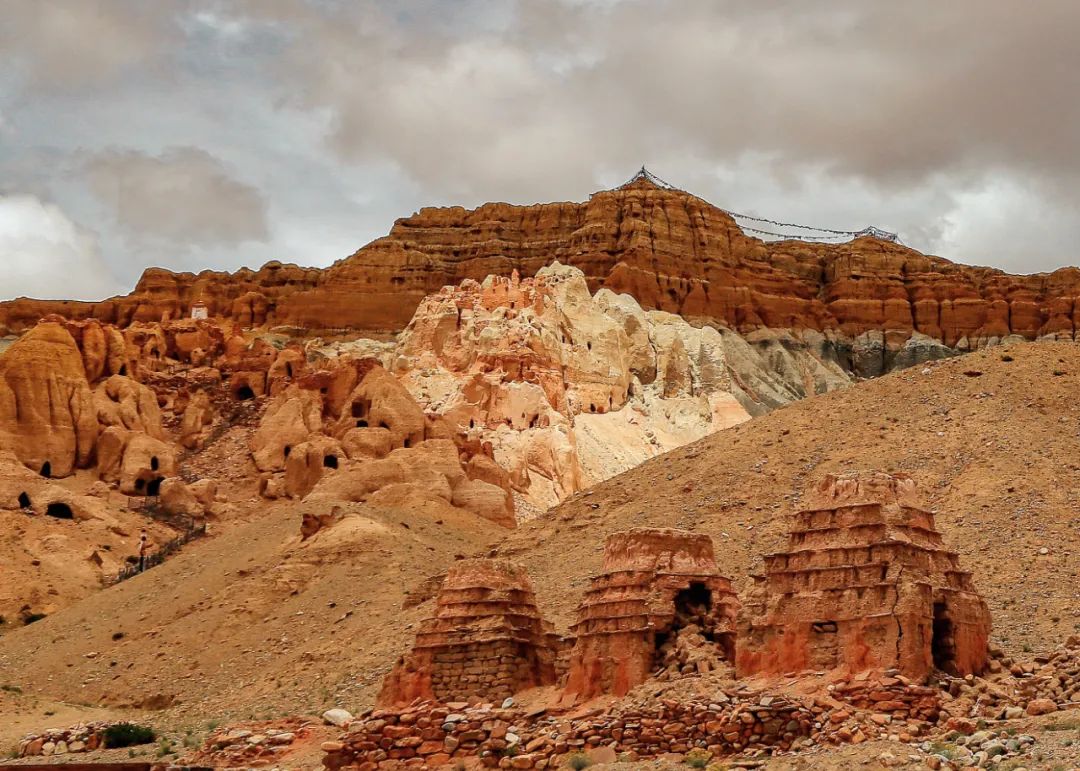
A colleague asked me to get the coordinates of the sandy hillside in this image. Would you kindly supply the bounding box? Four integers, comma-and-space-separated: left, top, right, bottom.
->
2, 340, 1080, 736
502, 340, 1080, 648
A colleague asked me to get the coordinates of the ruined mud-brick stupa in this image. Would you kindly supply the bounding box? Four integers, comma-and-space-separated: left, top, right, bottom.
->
563, 527, 740, 699
736, 471, 990, 681
378, 559, 557, 706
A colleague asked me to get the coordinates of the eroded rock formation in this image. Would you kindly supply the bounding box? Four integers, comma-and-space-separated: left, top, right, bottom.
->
379, 559, 557, 706
736, 471, 991, 682
252, 358, 517, 531
391, 264, 758, 507
0, 323, 97, 478
563, 527, 740, 700
8, 176, 1080, 379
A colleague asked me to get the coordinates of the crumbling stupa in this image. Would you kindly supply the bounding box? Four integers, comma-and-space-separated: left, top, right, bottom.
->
563, 528, 740, 699
379, 559, 557, 706
736, 471, 991, 681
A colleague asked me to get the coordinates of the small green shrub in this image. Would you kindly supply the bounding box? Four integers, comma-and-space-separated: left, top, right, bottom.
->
927, 742, 958, 761
685, 747, 712, 768
103, 722, 156, 749
1046, 718, 1080, 731
567, 753, 592, 770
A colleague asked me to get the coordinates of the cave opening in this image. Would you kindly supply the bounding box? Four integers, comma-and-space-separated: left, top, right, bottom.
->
653, 582, 722, 674
150, 456, 159, 472
932, 602, 957, 674
45, 502, 74, 519
323, 455, 339, 469
39, 461, 51, 479
146, 477, 164, 497
235, 385, 255, 401
18, 492, 31, 509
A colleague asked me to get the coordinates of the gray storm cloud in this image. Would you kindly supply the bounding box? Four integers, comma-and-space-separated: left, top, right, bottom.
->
1, 0, 1079, 301
83, 147, 270, 247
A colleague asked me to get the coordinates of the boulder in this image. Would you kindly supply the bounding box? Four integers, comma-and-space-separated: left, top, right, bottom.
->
250, 386, 323, 472
284, 436, 345, 499
0, 322, 97, 477
160, 478, 205, 519
93, 375, 165, 438
179, 389, 214, 450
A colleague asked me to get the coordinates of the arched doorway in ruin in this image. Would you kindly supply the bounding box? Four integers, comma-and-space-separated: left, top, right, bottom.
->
931, 602, 958, 674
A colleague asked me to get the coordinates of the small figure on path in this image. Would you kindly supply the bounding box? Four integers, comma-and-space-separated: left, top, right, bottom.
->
138, 530, 149, 572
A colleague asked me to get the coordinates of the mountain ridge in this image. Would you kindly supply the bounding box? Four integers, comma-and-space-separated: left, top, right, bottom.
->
6, 177, 1080, 377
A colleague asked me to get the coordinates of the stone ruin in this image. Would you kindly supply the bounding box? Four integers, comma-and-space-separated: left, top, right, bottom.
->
563, 527, 740, 700
736, 471, 991, 682
379, 559, 558, 706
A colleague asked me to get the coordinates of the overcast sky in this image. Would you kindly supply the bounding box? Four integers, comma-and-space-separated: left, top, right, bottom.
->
2, 0, 1079, 301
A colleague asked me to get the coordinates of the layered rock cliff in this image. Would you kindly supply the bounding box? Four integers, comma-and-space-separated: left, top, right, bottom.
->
6, 176, 1080, 377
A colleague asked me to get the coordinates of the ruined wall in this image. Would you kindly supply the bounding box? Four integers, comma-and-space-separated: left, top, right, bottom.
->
736, 472, 991, 681
379, 559, 557, 706
564, 528, 740, 700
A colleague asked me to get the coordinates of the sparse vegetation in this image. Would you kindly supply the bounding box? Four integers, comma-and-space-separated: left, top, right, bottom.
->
0, 684, 21, 694
103, 722, 156, 749
685, 748, 712, 768
1045, 717, 1080, 731
22, 612, 46, 625
567, 753, 592, 770
927, 741, 959, 760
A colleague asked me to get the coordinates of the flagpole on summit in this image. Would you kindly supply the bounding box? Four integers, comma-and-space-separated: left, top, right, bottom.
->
613, 166, 900, 244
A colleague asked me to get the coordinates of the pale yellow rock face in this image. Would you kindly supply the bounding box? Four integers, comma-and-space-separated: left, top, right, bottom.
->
0, 323, 98, 478
389, 263, 754, 510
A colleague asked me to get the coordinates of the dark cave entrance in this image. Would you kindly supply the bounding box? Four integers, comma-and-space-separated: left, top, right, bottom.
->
146, 477, 164, 497
932, 602, 958, 674
39, 461, 51, 479
654, 582, 722, 671
235, 385, 255, 401
18, 492, 31, 509
323, 455, 339, 469
45, 502, 74, 520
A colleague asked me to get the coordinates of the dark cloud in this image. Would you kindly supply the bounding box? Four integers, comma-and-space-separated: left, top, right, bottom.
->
2, 0, 1079, 303
82, 147, 269, 247
0, 0, 177, 89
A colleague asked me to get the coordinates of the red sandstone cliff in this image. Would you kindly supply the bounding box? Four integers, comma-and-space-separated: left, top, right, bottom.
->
6, 177, 1080, 350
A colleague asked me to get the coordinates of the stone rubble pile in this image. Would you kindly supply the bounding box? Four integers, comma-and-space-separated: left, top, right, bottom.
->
322, 691, 842, 770
931, 637, 1080, 722
918, 728, 1038, 770
828, 671, 942, 725
184, 719, 313, 768
19, 721, 109, 756
654, 623, 732, 680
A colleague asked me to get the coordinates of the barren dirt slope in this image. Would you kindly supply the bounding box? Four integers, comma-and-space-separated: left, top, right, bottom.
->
0, 486, 500, 736
2, 341, 1079, 732
499, 341, 1080, 653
